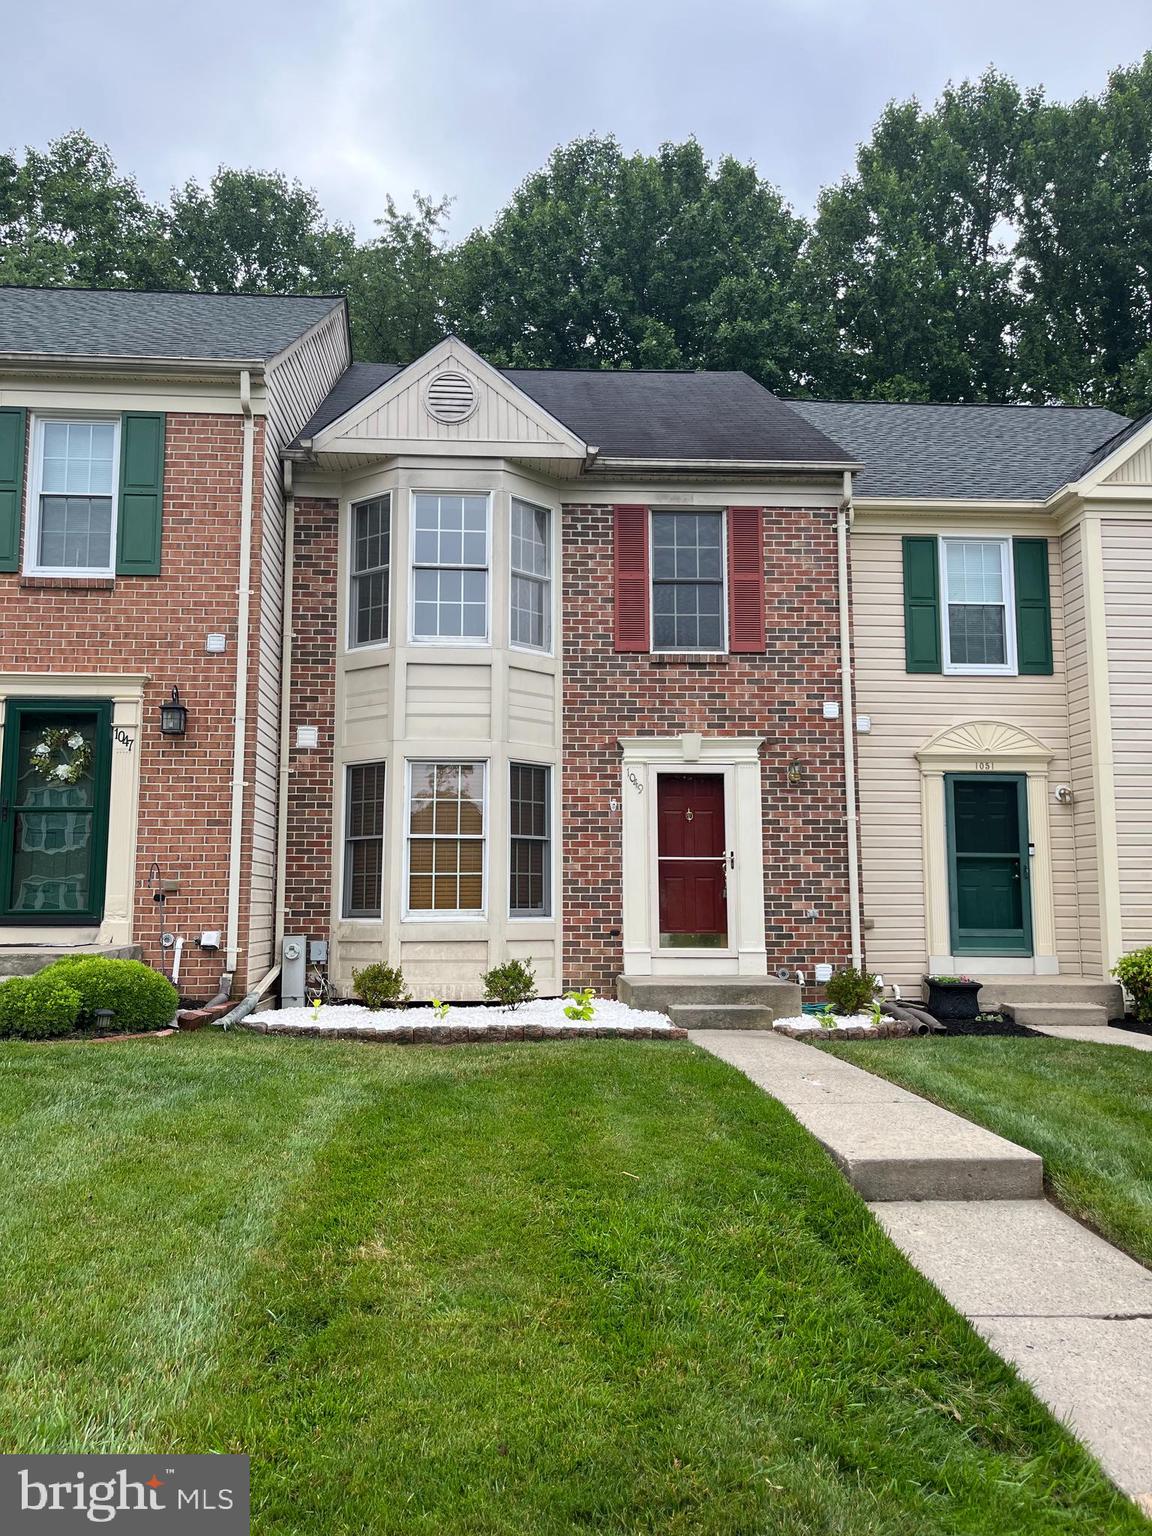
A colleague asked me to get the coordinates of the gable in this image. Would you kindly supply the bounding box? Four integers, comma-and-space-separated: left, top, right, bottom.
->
1102, 437, 1152, 486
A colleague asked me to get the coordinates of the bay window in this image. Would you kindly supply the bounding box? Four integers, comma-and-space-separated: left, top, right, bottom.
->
411, 492, 489, 641
407, 761, 486, 915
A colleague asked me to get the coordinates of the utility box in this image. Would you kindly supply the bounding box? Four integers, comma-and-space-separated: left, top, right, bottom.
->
282, 936, 307, 1008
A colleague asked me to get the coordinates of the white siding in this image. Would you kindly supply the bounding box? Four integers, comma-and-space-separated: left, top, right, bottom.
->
1102, 519, 1152, 950
1103, 440, 1152, 485
1060, 527, 1102, 975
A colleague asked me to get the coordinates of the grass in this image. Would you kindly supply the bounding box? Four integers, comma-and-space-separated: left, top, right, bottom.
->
820, 1034, 1152, 1268
0, 1032, 1143, 1535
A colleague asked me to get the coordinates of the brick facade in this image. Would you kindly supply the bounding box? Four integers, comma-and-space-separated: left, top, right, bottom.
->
561, 502, 854, 992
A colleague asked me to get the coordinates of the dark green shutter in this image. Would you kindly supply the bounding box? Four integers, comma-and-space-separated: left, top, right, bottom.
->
1013, 538, 1053, 675
0, 408, 27, 572
902, 535, 941, 673
116, 412, 166, 576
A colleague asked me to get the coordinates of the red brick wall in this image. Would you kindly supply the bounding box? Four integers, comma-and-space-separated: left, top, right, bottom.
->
561, 502, 854, 992
0, 412, 264, 1000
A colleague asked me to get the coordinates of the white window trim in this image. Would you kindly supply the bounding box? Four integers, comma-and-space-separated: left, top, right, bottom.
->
649, 507, 729, 655
402, 758, 488, 921
939, 535, 1018, 677
346, 493, 392, 652
408, 489, 492, 647
508, 496, 555, 656
507, 760, 553, 920
24, 412, 121, 578
340, 760, 387, 921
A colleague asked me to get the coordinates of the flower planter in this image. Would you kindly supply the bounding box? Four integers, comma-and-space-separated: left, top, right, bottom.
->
924, 977, 983, 1022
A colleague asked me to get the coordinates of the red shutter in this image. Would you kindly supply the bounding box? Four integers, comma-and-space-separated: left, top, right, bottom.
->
727, 507, 766, 653
613, 505, 649, 651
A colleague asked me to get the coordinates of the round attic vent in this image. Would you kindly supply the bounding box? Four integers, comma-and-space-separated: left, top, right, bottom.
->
425, 369, 478, 424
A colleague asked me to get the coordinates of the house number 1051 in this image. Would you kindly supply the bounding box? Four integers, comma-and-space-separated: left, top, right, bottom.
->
975, 759, 995, 771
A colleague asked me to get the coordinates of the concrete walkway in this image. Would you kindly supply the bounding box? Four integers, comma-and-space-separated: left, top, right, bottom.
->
1032, 1023, 1152, 1051
690, 1027, 1152, 1510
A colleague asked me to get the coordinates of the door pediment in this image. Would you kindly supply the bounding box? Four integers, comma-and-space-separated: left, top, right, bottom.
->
917, 720, 1053, 769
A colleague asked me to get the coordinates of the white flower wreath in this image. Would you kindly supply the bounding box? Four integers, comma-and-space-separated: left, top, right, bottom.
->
27, 726, 92, 786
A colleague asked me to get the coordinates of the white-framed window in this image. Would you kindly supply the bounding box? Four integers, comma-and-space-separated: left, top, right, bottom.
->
510, 498, 552, 651
405, 761, 486, 917
342, 762, 387, 918
940, 537, 1017, 675
349, 495, 390, 648
25, 416, 119, 576
651, 510, 726, 652
509, 762, 551, 917
411, 492, 489, 642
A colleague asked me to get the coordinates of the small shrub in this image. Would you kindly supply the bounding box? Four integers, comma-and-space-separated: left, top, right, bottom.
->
0, 971, 82, 1040
482, 960, 538, 1009
48, 956, 178, 1032
430, 996, 450, 1021
824, 964, 880, 1016
1114, 947, 1152, 1022
563, 988, 596, 1022
814, 1006, 838, 1030
352, 962, 409, 1009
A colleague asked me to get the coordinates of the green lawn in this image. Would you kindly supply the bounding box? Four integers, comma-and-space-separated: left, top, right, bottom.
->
0, 1033, 1141, 1535
820, 1035, 1152, 1268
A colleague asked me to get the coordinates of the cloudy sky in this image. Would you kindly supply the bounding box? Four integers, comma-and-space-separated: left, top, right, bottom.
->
3, 1, 1148, 239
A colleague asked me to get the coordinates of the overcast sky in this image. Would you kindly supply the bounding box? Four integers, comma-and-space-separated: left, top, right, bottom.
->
3, 1, 1148, 239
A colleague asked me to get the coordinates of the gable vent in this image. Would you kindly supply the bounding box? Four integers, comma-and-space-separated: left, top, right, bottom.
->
425, 369, 478, 424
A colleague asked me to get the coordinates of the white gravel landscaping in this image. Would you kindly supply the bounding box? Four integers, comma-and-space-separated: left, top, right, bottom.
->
244, 995, 681, 1040
773, 1012, 879, 1033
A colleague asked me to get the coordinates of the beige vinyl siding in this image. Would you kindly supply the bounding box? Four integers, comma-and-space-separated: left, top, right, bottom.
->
1102, 440, 1152, 485
246, 306, 349, 973
1102, 518, 1152, 951
851, 530, 1080, 988
1060, 527, 1102, 975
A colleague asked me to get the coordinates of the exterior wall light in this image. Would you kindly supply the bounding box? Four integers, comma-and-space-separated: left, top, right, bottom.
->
787, 758, 805, 786
159, 687, 188, 736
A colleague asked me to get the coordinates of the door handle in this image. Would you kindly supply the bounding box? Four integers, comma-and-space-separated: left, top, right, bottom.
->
0, 803, 8, 824
728, 850, 735, 870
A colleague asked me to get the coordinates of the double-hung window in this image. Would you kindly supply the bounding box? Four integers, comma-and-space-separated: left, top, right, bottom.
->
412, 493, 488, 641
941, 538, 1016, 674
407, 761, 486, 915
510, 499, 551, 650
29, 417, 119, 574
509, 763, 550, 916
343, 763, 386, 917
651, 511, 725, 651
350, 496, 390, 646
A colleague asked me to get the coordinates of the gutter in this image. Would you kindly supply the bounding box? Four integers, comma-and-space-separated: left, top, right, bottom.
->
225, 368, 256, 976
0, 352, 267, 375
838, 470, 863, 969
588, 456, 864, 474
274, 459, 295, 957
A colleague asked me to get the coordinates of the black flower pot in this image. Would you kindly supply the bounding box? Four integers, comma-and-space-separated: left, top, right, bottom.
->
924, 978, 983, 1022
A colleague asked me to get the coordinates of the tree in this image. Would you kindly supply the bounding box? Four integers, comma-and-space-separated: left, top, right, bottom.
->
343, 193, 451, 363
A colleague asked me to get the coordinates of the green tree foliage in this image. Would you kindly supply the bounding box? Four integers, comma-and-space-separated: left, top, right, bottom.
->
343, 193, 451, 362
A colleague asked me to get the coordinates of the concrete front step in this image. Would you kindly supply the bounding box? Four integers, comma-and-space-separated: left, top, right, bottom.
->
617, 975, 800, 1017
0, 944, 142, 977
976, 975, 1124, 1016
1007, 1002, 1110, 1028
668, 1003, 776, 1030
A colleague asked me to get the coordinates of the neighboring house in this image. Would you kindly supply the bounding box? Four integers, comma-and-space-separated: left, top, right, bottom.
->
0, 286, 349, 998
792, 399, 1152, 998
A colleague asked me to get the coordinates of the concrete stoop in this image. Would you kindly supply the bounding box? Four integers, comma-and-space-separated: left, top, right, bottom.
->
976, 975, 1124, 1028
0, 943, 142, 978
617, 975, 800, 1027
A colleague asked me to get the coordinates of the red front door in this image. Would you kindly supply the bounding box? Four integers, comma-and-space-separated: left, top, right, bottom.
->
657, 773, 728, 948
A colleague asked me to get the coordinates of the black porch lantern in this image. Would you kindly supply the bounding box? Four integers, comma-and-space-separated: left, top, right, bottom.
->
159, 687, 188, 737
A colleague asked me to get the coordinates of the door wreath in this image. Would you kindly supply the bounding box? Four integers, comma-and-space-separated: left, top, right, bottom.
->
28, 727, 93, 785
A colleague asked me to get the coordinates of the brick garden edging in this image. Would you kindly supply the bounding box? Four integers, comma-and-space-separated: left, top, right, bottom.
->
237, 1018, 687, 1044
773, 1020, 918, 1042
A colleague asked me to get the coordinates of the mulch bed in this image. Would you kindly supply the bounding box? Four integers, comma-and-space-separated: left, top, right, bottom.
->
1110, 1017, 1152, 1038
936, 1017, 1042, 1038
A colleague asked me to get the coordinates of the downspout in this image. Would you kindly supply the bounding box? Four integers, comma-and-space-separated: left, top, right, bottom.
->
274, 458, 295, 957
838, 470, 863, 969
225, 368, 255, 977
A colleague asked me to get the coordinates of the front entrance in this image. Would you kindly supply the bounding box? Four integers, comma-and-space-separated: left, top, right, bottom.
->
946, 774, 1032, 956
0, 701, 112, 923
657, 772, 728, 948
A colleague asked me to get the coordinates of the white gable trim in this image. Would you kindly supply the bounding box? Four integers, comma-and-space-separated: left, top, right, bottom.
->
1064, 412, 1152, 498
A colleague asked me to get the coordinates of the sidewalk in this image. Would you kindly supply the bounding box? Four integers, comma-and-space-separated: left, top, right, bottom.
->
1032, 1023, 1152, 1051
690, 1027, 1152, 1511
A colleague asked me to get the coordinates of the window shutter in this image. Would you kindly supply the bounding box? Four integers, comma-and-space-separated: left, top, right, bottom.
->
613, 505, 649, 651
727, 506, 766, 652
1014, 538, 1053, 675
116, 412, 166, 576
902, 535, 942, 673
0, 407, 27, 572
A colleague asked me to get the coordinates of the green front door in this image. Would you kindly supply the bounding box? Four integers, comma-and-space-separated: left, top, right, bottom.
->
0, 701, 112, 923
946, 774, 1032, 956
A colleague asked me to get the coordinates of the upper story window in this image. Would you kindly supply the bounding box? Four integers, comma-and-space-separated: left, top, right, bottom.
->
651, 511, 725, 651
510, 498, 551, 651
28, 418, 119, 575
411, 492, 489, 642
941, 537, 1016, 674
350, 495, 390, 647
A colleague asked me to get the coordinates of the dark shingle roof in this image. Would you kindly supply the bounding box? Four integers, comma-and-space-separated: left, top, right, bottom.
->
787, 398, 1130, 500
1073, 408, 1152, 479
0, 287, 345, 362
296, 357, 853, 465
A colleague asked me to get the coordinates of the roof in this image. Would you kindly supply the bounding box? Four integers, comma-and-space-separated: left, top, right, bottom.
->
296, 357, 854, 466
787, 398, 1131, 500
1074, 408, 1152, 480
0, 287, 345, 363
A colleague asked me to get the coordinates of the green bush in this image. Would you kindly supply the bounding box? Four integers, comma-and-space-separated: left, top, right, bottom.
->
47, 956, 178, 1032
352, 962, 409, 1009
1113, 947, 1152, 1022
0, 971, 82, 1039
824, 964, 880, 1016
482, 959, 538, 1009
